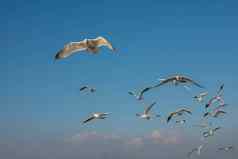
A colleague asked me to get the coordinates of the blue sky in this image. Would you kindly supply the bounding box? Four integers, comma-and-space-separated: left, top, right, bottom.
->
1, 0, 238, 158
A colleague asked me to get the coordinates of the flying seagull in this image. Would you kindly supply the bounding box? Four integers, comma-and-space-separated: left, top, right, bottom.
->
205, 95, 224, 109
82, 112, 110, 124
55, 36, 115, 60
193, 92, 208, 103
136, 102, 159, 120
155, 75, 204, 88
203, 110, 226, 118
205, 84, 225, 109
80, 86, 96, 93
218, 146, 234, 152
167, 108, 192, 123
187, 144, 206, 158
128, 86, 155, 101
202, 127, 221, 138
175, 119, 186, 124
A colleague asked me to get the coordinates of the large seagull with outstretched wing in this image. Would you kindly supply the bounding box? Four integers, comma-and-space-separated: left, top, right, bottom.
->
55, 36, 115, 60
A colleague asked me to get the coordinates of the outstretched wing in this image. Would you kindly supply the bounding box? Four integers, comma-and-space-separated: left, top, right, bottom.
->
217, 84, 224, 96
213, 126, 221, 132
82, 116, 95, 124
94, 36, 115, 51
214, 110, 226, 117
180, 108, 192, 115
145, 102, 156, 114
80, 86, 88, 91
138, 86, 153, 99
154, 77, 176, 88
200, 92, 208, 97
182, 76, 204, 88
55, 41, 87, 60
167, 112, 175, 123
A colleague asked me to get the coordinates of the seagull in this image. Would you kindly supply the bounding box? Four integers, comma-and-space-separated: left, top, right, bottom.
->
203, 110, 226, 118
128, 86, 155, 100
205, 84, 225, 109
202, 127, 221, 138
218, 146, 234, 152
54, 36, 115, 60
187, 143, 207, 158
205, 95, 224, 109
193, 92, 208, 103
155, 75, 204, 88
167, 108, 192, 123
80, 86, 96, 93
136, 102, 159, 120
175, 119, 186, 124
82, 112, 110, 124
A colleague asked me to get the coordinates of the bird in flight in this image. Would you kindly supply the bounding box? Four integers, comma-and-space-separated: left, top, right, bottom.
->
205, 84, 225, 109
202, 126, 221, 138
205, 95, 225, 109
203, 110, 226, 118
128, 86, 156, 101
187, 144, 206, 158
136, 102, 159, 120
155, 75, 204, 88
175, 119, 186, 124
167, 108, 192, 123
218, 146, 234, 152
80, 86, 96, 93
193, 92, 208, 103
82, 112, 110, 124
54, 36, 115, 60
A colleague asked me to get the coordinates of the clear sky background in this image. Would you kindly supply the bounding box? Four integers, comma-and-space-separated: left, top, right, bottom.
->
1, 0, 238, 158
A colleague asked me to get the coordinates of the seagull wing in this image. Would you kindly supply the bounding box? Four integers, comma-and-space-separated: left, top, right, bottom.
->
128, 91, 136, 96
145, 102, 156, 114
200, 92, 208, 97
217, 84, 224, 96
154, 77, 176, 88
93, 36, 115, 51
80, 86, 88, 91
167, 112, 176, 123
214, 110, 226, 117
55, 41, 87, 60
213, 126, 221, 132
139, 87, 153, 99
182, 76, 204, 88
82, 116, 95, 124
180, 108, 192, 115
